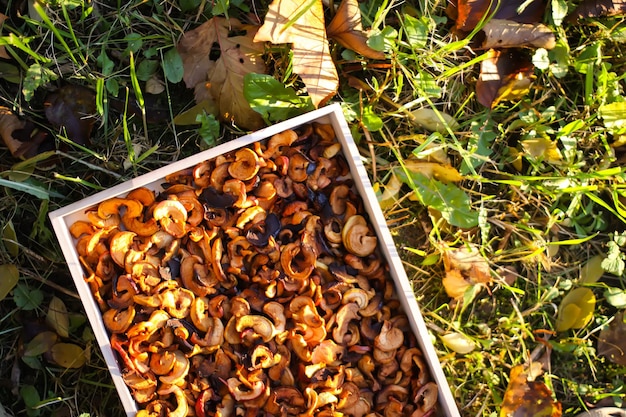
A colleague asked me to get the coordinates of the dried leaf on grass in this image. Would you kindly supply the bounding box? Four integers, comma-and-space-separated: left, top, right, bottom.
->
44, 85, 97, 145
597, 310, 626, 366
2, 220, 19, 258
23, 331, 59, 357
555, 287, 596, 332
482, 19, 556, 50
326, 0, 385, 60
442, 245, 493, 299
477, 49, 535, 108
254, 0, 338, 108
567, 0, 626, 21
404, 160, 463, 183
411, 108, 459, 133
446, 0, 547, 32
178, 17, 266, 130
0, 13, 9, 60
500, 364, 562, 417
46, 296, 69, 338
0, 264, 19, 301
0, 107, 27, 157
49, 343, 87, 369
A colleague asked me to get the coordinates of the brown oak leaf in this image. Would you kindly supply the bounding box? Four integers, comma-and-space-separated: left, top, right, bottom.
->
500, 365, 562, 417
597, 310, 626, 366
476, 48, 535, 108
254, 0, 338, 108
178, 17, 266, 131
326, 0, 385, 60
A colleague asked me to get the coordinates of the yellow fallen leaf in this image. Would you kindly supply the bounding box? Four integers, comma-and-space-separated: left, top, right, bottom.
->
440, 332, 476, 354
404, 160, 463, 183
579, 255, 605, 285
50, 343, 87, 368
442, 269, 471, 299
378, 172, 403, 209
411, 108, 459, 134
46, 296, 70, 338
0, 264, 19, 301
254, 0, 338, 108
521, 137, 562, 163
326, 0, 385, 60
555, 287, 596, 332
2, 220, 18, 257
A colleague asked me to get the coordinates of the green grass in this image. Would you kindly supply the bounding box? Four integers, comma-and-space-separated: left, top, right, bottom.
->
1, 0, 626, 416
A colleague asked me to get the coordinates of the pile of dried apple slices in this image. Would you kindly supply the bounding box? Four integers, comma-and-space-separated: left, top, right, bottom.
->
71, 123, 438, 417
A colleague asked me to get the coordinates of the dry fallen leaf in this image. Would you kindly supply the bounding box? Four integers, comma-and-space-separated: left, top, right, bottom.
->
440, 332, 476, 354
255, 0, 338, 108
579, 255, 606, 285
555, 287, 596, 332
22, 331, 59, 357
404, 160, 463, 183
178, 17, 266, 130
597, 310, 626, 366
521, 137, 563, 163
44, 85, 97, 145
500, 364, 562, 417
326, 0, 385, 60
476, 48, 535, 108
0, 107, 27, 157
0, 14, 9, 60
442, 244, 493, 299
411, 108, 459, 134
482, 19, 556, 50
567, 0, 626, 21
46, 296, 70, 338
49, 343, 87, 369
447, 0, 548, 32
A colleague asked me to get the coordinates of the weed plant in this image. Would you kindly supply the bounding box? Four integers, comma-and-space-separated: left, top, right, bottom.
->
1, 0, 626, 416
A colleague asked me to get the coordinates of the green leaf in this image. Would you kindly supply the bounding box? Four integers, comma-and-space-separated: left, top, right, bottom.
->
548, 37, 570, 78
605, 287, 626, 309
602, 241, 625, 276
0, 178, 51, 200
162, 48, 184, 84
550, 0, 568, 26
96, 52, 114, 75
460, 120, 496, 174
2, 221, 19, 257
599, 101, 626, 131
396, 170, 479, 228
0, 61, 21, 83
574, 42, 601, 75
361, 105, 383, 132
196, 112, 220, 149
22, 64, 57, 102
402, 15, 428, 49
532, 48, 550, 70
12, 283, 43, 311
0, 264, 19, 301
124, 33, 143, 54
136, 59, 159, 82
212, 0, 229, 16
19, 385, 41, 417
243, 73, 314, 123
